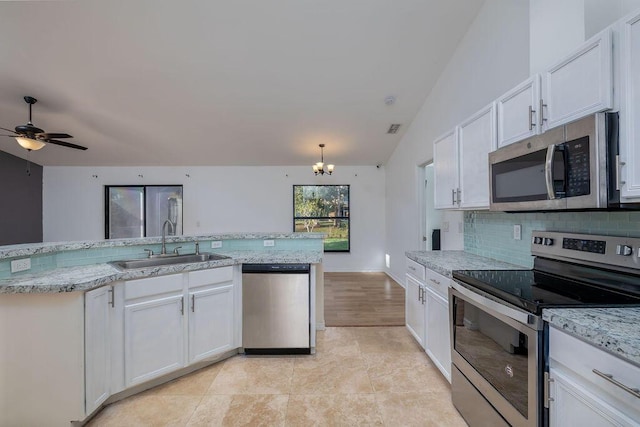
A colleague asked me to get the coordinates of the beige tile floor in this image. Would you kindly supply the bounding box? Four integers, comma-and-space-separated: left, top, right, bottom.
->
88, 327, 467, 426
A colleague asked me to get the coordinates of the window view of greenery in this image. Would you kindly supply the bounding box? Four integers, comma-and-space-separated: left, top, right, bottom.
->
293, 185, 349, 252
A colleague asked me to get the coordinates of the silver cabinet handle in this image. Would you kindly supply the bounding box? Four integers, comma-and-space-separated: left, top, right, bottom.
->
528, 105, 536, 131
452, 189, 456, 205
456, 188, 461, 204
430, 278, 441, 286
592, 369, 640, 399
108, 286, 115, 308
544, 144, 556, 200
616, 155, 626, 191
180, 296, 184, 316
409, 265, 416, 272
539, 98, 547, 128
418, 285, 421, 302
191, 294, 195, 312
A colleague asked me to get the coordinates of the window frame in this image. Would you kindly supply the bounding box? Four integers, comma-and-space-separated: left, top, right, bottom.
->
292, 184, 350, 253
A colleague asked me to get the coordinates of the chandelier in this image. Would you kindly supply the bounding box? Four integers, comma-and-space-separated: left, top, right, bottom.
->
312, 144, 334, 175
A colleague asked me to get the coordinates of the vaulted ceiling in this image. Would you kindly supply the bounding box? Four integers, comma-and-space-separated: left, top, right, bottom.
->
0, 0, 484, 166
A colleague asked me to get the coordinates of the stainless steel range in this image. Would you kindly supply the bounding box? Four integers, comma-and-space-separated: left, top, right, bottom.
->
450, 231, 640, 427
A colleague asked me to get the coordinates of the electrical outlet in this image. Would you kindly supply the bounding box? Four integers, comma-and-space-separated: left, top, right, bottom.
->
211, 241, 222, 249
513, 224, 522, 240
11, 258, 31, 273
263, 239, 275, 247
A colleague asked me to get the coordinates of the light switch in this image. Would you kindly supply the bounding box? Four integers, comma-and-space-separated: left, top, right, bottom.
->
513, 224, 522, 240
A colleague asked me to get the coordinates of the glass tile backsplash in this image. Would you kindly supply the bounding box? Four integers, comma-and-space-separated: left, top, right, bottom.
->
464, 211, 640, 268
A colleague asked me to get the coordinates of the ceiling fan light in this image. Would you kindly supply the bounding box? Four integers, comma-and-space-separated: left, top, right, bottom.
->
16, 136, 45, 151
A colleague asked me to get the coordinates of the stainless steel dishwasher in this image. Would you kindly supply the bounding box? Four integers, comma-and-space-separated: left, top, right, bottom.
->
242, 263, 311, 355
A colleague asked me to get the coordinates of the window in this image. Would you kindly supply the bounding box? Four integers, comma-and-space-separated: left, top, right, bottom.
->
105, 185, 183, 239
293, 185, 349, 252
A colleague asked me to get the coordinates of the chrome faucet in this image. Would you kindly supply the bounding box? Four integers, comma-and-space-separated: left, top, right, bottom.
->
161, 219, 175, 255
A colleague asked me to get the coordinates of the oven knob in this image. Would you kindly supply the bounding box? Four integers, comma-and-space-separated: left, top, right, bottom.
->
533, 237, 543, 245
543, 238, 554, 246
616, 245, 633, 256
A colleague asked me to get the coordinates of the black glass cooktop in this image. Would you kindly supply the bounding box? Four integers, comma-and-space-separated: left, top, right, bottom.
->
452, 266, 640, 315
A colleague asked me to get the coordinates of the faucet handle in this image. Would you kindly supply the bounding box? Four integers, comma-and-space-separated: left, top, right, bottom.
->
195, 242, 200, 255
173, 246, 182, 255
144, 249, 154, 258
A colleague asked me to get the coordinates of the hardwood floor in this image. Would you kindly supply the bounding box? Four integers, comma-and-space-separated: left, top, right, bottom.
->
324, 272, 405, 327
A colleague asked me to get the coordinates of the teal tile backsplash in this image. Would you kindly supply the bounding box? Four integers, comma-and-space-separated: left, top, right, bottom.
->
464, 211, 640, 267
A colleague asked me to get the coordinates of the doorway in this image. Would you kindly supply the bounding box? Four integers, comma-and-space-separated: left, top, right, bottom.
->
420, 162, 443, 251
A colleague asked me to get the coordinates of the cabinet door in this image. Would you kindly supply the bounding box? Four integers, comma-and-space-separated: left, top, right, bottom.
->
85, 286, 111, 415
497, 75, 540, 147
542, 29, 613, 131
549, 368, 638, 427
458, 103, 496, 209
124, 295, 185, 387
188, 283, 235, 363
405, 275, 425, 348
620, 11, 640, 200
424, 287, 451, 382
433, 129, 459, 209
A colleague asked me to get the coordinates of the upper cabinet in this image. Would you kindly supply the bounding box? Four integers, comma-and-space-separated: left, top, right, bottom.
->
496, 29, 613, 149
433, 129, 459, 209
619, 10, 640, 200
497, 76, 541, 148
434, 103, 496, 210
542, 28, 613, 131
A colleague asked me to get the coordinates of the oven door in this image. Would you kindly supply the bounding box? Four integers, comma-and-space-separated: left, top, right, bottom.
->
449, 284, 542, 427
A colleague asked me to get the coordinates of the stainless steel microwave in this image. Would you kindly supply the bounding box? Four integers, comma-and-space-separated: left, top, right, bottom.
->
489, 113, 637, 211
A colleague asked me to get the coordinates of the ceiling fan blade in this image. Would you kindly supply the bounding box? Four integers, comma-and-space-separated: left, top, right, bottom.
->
46, 139, 88, 150
37, 132, 73, 139
0, 126, 18, 134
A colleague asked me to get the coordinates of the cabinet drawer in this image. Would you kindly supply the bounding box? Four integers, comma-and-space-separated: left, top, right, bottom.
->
124, 274, 183, 301
549, 327, 640, 415
406, 258, 426, 281
189, 266, 233, 289
424, 268, 450, 299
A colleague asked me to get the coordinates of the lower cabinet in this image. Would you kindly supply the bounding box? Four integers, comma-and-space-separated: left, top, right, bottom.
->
548, 327, 640, 426
124, 294, 186, 386
406, 274, 426, 347
424, 286, 451, 382
85, 285, 112, 415
188, 268, 236, 363
85, 265, 239, 408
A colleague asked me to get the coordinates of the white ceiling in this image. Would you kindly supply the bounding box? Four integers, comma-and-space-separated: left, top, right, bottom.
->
0, 0, 484, 167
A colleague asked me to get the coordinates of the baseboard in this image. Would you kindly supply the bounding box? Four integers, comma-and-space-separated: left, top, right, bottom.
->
316, 321, 326, 331
385, 270, 405, 289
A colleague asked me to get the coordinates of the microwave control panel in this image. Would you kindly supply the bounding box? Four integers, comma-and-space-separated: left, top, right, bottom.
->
565, 136, 590, 197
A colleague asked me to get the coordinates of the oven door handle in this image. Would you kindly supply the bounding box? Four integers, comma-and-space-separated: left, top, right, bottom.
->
545, 144, 557, 200
451, 282, 537, 327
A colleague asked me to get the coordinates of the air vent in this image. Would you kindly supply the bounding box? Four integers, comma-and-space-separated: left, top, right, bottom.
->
387, 124, 401, 134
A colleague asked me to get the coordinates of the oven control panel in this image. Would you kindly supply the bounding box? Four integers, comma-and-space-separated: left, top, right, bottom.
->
531, 231, 640, 270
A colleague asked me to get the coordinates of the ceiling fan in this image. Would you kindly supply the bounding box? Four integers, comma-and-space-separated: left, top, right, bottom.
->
1, 96, 87, 152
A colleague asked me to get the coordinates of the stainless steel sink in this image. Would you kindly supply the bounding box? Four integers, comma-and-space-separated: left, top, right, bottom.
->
110, 252, 230, 270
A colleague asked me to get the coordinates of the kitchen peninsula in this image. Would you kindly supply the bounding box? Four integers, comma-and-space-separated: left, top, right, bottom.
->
0, 232, 324, 427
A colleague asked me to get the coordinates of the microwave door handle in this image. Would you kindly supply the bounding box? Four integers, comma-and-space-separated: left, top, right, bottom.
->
545, 144, 556, 200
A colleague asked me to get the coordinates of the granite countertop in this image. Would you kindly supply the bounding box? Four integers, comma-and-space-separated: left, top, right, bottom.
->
405, 250, 524, 277
0, 250, 322, 294
0, 232, 325, 259
543, 307, 640, 367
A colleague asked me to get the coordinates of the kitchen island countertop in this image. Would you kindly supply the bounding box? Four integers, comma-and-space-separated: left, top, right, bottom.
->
0, 249, 322, 294
544, 307, 640, 368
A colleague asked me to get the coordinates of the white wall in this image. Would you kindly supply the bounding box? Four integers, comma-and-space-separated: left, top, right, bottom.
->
43, 165, 385, 272
383, 0, 530, 283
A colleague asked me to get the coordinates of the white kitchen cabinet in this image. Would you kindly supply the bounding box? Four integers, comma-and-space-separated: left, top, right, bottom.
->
619, 10, 640, 201
84, 285, 112, 415
405, 258, 426, 348
434, 104, 496, 210
187, 267, 236, 363
423, 267, 451, 382
542, 28, 613, 132
457, 103, 496, 209
548, 327, 640, 426
433, 129, 458, 209
497, 75, 541, 148
123, 274, 186, 387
